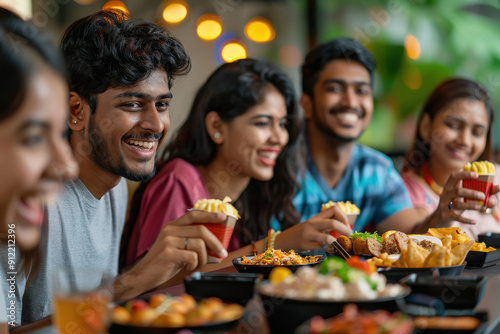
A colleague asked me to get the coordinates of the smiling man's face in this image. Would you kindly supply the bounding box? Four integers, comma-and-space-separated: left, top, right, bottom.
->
305, 59, 373, 143
86, 68, 171, 181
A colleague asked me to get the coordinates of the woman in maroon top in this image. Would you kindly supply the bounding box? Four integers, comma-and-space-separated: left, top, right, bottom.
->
123, 59, 351, 270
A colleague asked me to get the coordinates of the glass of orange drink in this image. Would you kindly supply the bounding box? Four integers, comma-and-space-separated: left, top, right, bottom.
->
52, 268, 113, 334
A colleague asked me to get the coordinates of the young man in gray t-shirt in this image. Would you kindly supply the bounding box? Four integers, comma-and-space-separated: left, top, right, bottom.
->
12, 10, 229, 329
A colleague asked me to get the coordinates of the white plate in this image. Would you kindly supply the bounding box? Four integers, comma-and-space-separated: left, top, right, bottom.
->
408, 234, 442, 246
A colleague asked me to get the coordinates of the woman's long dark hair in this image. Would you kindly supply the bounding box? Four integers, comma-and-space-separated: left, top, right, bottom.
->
404, 78, 494, 171
125, 58, 302, 250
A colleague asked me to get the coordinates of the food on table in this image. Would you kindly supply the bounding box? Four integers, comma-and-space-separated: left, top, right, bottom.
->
337, 235, 353, 254
260, 256, 405, 301
268, 267, 293, 283
413, 316, 481, 330
193, 196, 240, 218
370, 231, 474, 268
112, 293, 244, 327
241, 248, 322, 265
321, 200, 360, 213
308, 304, 413, 334
470, 242, 496, 252
463, 161, 495, 174
353, 235, 383, 257
331, 232, 383, 257
382, 231, 409, 254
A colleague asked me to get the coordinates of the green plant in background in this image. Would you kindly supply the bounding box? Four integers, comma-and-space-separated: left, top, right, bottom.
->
312, 0, 500, 155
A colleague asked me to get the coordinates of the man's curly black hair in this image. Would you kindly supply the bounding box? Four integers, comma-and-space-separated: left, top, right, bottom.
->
61, 9, 191, 113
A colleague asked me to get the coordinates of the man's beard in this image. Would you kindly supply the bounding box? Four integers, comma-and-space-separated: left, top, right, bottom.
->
88, 115, 156, 182
312, 112, 364, 143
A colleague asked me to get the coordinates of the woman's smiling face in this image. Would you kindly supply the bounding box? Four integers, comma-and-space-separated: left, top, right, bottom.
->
0, 66, 78, 251
218, 85, 290, 181
426, 98, 489, 172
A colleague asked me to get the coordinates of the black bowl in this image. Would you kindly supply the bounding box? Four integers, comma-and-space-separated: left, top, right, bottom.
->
377, 263, 466, 283
109, 319, 239, 334
184, 272, 261, 305
232, 254, 324, 279
478, 233, 500, 248
404, 275, 487, 310
258, 283, 410, 334
465, 249, 500, 268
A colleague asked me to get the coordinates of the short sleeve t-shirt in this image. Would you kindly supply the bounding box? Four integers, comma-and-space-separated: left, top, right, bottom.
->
292, 144, 412, 232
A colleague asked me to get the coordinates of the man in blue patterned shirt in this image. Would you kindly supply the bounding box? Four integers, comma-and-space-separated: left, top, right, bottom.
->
294, 37, 426, 233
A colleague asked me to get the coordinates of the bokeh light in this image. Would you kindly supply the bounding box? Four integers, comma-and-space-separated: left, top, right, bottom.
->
162, 1, 188, 24
405, 34, 421, 60
244, 17, 275, 43
102, 0, 129, 14
196, 14, 222, 41
278, 45, 303, 68
221, 40, 247, 63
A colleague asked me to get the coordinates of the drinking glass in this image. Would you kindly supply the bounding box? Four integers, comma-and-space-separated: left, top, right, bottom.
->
52, 268, 113, 334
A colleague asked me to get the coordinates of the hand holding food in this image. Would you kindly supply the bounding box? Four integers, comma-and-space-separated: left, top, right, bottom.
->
275, 206, 351, 251
462, 161, 495, 208
192, 196, 239, 262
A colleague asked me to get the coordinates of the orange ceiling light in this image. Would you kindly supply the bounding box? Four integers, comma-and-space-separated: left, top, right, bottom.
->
244, 17, 275, 43
221, 40, 247, 63
162, 0, 188, 24
405, 34, 421, 60
196, 14, 222, 41
102, 0, 129, 14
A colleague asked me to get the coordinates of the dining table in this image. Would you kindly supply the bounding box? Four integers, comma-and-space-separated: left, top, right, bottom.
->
22, 255, 500, 334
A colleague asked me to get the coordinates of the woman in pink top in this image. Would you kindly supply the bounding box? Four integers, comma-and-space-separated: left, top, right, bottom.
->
123, 59, 351, 269
402, 78, 500, 239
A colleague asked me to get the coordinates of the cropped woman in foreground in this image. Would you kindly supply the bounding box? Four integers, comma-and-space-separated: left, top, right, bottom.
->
0, 7, 77, 330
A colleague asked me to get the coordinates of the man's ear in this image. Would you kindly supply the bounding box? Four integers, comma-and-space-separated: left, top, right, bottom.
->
419, 113, 431, 143
68, 92, 86, 132
205, 111, 225, 144
300, 94, 313, 120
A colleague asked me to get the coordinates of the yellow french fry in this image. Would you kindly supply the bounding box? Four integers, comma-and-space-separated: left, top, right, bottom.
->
473, 161, 484, 174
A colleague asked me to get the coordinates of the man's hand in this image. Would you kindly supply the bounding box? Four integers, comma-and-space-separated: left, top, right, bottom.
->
114, 211, 227, 301
275, 205, 352, 251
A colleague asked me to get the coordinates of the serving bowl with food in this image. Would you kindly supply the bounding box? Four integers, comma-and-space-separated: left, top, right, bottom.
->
109, 293, 244, 334
232, 248, 323, 278
258, 256, 410, 333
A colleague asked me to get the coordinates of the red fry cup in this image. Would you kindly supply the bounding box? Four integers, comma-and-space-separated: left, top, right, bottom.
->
462, 173, 494, 207
329, 213, 357, 238
192, 211, 238, 263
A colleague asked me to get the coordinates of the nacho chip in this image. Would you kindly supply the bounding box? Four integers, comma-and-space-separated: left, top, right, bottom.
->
471, 242, 496, 252
397, 248, 408, 268
442, 235, 452, 251
423, 244, 446, 267
451, 240, 475, 265
426, 227, 462, 240
404, 239, 429, 267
